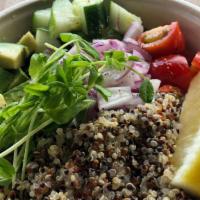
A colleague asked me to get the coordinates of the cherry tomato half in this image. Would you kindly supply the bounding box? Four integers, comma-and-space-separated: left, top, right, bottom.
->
150, 55, 193, 92
191, 52, 200, 74
139, 22, 185, 57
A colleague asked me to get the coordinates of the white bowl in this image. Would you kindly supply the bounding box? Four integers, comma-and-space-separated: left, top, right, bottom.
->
0, 0, 199, 54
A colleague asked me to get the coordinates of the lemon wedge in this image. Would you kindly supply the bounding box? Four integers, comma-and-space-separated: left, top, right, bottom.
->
172, 72, 200, 196
172, 72, 200, 167
172, 128, 200, 196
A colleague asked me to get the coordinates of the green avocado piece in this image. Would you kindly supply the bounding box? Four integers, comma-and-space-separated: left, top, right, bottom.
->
0, 43, 27, 70
18, 31, 37, 54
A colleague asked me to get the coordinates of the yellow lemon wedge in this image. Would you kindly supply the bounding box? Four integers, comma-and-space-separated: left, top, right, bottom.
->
172, 128, 200, 196
172, 72, 200, 167
172, 72, 200, 196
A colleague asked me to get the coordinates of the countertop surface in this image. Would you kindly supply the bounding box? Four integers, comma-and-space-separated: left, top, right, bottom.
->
0, 0, 200, 11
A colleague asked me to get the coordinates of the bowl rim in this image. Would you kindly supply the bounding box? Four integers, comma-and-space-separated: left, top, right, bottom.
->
0, 0, 200, 19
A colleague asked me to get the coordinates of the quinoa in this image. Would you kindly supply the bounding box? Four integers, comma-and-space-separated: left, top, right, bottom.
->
3, 93, 194, 200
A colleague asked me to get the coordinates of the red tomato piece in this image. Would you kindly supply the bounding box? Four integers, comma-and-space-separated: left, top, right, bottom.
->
191, 52, 200, 74
159, 85, 182, 95
149, 55, 193, 92
139, 22, 185, 57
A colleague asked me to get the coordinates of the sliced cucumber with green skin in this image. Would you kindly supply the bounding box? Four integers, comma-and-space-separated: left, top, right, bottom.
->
49, 0, 81, 38
0, 68, 14, 93
32, 8, 51, 30
18, 31, 37, 54
36, 28, 60, 52
109, 2, 142, 34
0, 43, 27, 70
73, 0, 107, 38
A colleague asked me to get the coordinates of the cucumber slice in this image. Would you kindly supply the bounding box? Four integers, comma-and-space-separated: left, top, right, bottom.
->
73, 0, 106, 38
49, 0, 81, 38
109, 2, 142, 34
32, 8, 51, 30
18, 31, 37, 54
36, 29, 60, 52
0, 43, 27, 70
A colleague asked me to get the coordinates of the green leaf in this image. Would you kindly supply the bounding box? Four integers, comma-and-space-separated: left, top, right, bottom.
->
88, 68, 99, 88
79, 40, 100, 60
29, 54, 47, 80
139, 79, 154, 103
24, 83, 49, 96
60, 33, 80, 43
46, 99, 94, 124
0, 158, 15, 186
95, 84, 112, 101
47, 49, 65, 65
112, 51, 126, 62
70, 61, 90, 68
128, 55, 140, 61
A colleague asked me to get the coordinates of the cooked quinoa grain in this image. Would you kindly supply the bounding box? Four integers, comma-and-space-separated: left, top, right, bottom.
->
4, 93, 194, 200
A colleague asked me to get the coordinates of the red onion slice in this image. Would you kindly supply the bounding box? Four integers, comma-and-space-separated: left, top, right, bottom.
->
124, 21, 144, 41
102, 69, 130, 87
97, 87, 143, 110
124, 38, 152, 62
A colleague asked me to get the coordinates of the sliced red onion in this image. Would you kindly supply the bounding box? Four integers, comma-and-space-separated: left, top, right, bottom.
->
116, 71, 136, 89
92, 39, 126, 59
124, 38, 152, 62
124, 21, 144, 41
98, 87, 143, 110
102, 68, 130, 87
150, 79, 161, 93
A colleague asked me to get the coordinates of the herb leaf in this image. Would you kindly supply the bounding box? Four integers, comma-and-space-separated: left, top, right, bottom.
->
95, 84, 112, 101
139, 79, 154, 103
0, 158, 15, 186
29, 54, 47, 80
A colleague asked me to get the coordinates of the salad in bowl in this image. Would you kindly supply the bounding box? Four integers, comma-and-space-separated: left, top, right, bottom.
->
0, 0, 199, 199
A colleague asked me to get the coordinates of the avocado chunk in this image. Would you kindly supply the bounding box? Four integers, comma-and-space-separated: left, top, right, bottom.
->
36, 28, 60, 52
0, 43, 27, 69
0, 94, 6, 108
18, 31, 37, 54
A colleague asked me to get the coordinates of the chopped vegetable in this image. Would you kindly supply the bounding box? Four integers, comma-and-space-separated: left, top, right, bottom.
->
159, 85, 182, 95
0, 94, 6, 108
73, 0, 107, 38
124, 21, 144, 41
35, 28, 60, 52
98, 86, 142, 110
139, 22, 185, 57
32, 8, 51, 30
191, 52, 200, 74
0, 43, 27, 69
150, 55, 193, 92
109, 1, 142, 34
49, 0, 80, 37
18, 31, 37, 54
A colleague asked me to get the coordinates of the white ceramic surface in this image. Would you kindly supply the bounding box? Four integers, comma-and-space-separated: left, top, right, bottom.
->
0, 0, 200, 55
